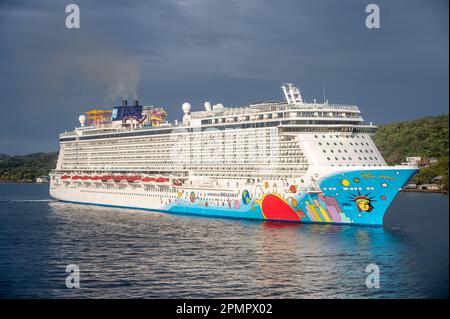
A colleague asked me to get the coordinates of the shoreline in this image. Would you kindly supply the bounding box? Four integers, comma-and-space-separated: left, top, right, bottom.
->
0, 181, 48, 184
401, 189, 448, 194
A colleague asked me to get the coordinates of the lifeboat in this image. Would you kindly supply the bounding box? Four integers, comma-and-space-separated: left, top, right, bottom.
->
93, 176, 103, 182
113, 175, 125, 182
127, 175, 141, 182
141, 177, 154, 183
71, 175, 80, 180
155, 177, 170, 183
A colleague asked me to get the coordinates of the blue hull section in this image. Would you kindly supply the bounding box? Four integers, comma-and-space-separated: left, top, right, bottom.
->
59, 168, 418, 227
165, 168, 418, 226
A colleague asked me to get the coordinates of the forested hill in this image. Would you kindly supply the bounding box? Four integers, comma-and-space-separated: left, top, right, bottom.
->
0, 152, 58, 182
374, 114, 448, 190
374, 114, 448, 164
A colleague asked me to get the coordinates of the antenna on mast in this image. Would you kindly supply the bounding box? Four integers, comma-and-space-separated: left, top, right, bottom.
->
322, 82, 326, 103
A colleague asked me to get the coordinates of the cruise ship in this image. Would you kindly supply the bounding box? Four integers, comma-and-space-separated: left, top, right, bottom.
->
49, 84, 418, 226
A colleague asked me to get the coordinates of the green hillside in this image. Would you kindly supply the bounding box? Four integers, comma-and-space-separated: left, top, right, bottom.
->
374, 114, 448, 164
0, 152, 58, 182
374, 114, 449, 191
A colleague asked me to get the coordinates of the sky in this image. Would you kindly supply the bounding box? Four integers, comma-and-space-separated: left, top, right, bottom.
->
0, 0, 448, 154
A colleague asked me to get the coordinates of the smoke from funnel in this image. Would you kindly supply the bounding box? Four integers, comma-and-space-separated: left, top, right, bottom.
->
46, 35, 141, 104
105, 59, 140, 102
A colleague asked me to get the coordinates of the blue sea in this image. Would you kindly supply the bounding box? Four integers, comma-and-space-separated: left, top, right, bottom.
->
0, 183, 448, 298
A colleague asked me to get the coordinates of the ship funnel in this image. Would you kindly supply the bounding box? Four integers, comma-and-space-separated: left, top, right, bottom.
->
133, 100, 139, 106
122, 99, 128, 106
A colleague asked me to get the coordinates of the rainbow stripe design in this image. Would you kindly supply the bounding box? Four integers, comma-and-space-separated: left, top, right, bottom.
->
166, 168, 418, 226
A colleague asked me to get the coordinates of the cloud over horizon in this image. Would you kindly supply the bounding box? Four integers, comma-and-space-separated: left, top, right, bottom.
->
0, 0, 448, 154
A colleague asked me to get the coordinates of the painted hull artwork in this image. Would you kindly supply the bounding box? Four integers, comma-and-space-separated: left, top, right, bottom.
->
166, 168, 418, 226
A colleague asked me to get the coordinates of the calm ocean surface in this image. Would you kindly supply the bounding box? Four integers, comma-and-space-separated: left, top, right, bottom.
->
0, 183, 448, 298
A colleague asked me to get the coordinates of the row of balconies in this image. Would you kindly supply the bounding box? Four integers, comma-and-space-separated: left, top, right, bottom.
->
62, 146, 303, 157
61, 157, 308, 165
59, 162, 308, 170
62, 139, 296, 151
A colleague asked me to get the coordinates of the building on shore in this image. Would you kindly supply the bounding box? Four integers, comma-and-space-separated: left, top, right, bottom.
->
417, 184, 441, 191
401, 156, 439, 168
420, 157, 439, 168
431, 176, 444, 183
36, 176, 50, 183
402, 157, 422, 166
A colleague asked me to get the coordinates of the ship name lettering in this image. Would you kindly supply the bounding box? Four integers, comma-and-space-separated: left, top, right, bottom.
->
361, 172, 376, 179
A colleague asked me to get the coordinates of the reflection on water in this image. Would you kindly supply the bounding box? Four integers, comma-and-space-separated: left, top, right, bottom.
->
0, 184, 448, 298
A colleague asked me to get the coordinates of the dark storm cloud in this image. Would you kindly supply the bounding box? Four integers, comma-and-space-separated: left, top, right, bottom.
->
0, 0, 448, 154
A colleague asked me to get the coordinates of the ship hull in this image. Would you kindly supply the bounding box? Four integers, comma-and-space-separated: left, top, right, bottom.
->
50, 167, 418, 226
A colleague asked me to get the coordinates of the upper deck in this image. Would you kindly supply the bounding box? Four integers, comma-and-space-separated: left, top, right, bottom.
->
60, 83, 375, 141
